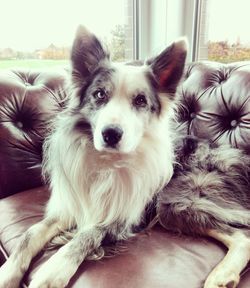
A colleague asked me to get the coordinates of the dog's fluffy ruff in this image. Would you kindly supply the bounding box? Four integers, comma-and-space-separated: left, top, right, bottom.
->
43, 102, 174, 231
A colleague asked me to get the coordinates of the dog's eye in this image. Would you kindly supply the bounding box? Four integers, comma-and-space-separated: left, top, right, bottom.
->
93, 89, 107, 101
133, 94, 147, 107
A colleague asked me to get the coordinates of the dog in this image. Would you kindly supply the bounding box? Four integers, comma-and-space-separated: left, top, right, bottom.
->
0, 26, 187, 288
157, 135, 250, 288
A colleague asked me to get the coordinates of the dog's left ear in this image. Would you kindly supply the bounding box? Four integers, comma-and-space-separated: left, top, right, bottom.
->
147, 38, 188, 95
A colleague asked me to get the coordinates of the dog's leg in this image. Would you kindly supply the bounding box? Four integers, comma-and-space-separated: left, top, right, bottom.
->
204, 229, 250, 288
0, 217, 65, 288
29, 226, 106, 288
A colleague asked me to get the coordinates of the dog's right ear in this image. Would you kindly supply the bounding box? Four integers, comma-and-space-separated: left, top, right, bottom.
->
71, 26, 109, 83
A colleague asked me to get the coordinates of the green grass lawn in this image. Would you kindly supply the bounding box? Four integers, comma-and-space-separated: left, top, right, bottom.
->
0, 59, 69, 69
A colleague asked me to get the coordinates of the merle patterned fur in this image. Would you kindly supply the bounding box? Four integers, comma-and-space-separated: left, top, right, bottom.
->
157, 135, 250, 236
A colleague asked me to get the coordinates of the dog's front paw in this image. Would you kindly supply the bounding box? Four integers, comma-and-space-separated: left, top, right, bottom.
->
29, 254, 76, 288
29, 267, 70, 288
204, 269, 240, 288
29, 277, 66, 288
0, 261, 22, 288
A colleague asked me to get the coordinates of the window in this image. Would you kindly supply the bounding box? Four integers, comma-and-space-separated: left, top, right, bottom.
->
195, 0, 250, 62
0, 0, 134, 69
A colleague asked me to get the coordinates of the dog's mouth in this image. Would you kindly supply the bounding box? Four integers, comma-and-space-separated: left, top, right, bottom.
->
98, 145, 121, 153
97, 146, 133, 167
94, 139, 137, 155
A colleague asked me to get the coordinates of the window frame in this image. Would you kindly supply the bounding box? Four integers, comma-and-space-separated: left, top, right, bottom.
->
136, 0, 200, 62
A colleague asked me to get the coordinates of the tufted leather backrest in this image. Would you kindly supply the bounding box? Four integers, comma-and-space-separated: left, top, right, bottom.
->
0, 69, 67, 198
177, 61, 250, 154
0, 62, 249, 199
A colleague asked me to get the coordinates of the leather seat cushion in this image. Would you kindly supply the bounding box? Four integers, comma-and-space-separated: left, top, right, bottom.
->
0, 187, 250, 287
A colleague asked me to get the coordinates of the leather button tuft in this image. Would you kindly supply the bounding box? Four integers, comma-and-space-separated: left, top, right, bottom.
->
24, 82, 31, 86
190, 112, 196, 119
218, 79, 225, 84
16, 121, 24, 129
230, 120, 238, 127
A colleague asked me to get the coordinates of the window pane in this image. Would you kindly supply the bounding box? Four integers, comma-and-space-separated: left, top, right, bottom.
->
197, 0, 250, 63
0, 0, 134, 69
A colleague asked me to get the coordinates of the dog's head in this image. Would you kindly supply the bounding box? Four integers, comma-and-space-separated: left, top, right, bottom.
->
69, 26, 187, 154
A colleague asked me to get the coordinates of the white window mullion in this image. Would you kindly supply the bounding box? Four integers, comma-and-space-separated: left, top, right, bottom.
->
134, 0, 201, 62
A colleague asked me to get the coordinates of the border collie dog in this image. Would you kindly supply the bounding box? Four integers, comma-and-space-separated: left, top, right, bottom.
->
0, 26, 187, 287
157, 136, 250, 288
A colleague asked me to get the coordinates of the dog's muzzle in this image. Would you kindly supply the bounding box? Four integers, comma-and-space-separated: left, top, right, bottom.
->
102, 125, 123, 148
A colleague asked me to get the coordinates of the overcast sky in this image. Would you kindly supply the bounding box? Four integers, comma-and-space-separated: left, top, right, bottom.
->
0, 0, 250, 51
0, 0, 125, 50
208, 0, 250, 44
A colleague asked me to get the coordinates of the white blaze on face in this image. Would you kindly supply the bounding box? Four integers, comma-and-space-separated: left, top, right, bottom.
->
93, 64, 152, 154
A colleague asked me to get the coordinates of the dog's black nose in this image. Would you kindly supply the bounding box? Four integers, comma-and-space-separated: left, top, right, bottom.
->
102, 125, 123, 147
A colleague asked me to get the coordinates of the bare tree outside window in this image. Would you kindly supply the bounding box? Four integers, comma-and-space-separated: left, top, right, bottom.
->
196, 0, 250, 63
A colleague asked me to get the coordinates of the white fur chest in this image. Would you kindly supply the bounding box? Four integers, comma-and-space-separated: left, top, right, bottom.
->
45, 115, 174, 230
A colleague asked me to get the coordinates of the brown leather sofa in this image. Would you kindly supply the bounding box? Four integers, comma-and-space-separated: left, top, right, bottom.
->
0, 62, 249, 287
